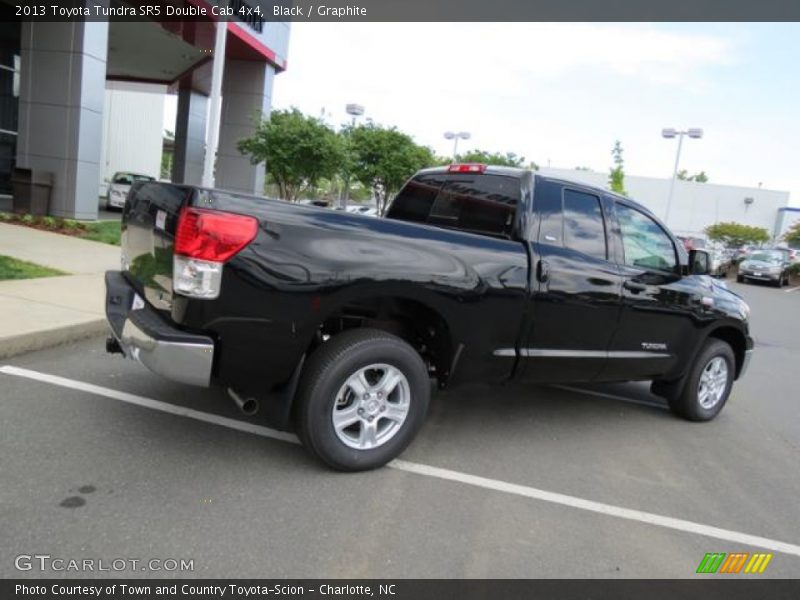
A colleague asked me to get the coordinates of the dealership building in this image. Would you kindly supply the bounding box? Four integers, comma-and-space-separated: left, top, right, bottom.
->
0, 7, 795, 242
0, 1, 289, 219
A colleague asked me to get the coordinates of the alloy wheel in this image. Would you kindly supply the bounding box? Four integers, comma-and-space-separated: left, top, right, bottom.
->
331, 363, 411, 450
697, 356, 729, 409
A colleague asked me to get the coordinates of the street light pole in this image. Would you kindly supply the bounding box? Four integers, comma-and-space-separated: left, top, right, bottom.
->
342, 104, 365, 210
202, 6, 228, 189
444, 131, 471, 161
662, 127, 703, 226
664, 132, 684, 226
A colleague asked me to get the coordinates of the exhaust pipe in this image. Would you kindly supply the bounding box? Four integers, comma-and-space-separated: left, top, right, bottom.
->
227, 388, 259, 416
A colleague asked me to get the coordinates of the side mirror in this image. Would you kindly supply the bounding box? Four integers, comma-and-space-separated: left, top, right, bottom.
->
689, 249, 711, 276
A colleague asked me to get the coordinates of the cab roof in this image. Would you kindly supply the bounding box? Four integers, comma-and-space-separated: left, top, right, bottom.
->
415, 165, 656, 219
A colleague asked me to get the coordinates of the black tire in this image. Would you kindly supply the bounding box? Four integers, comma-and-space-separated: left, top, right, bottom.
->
295, 328, 430, 471
736, 274, 744, 283
666, 339, 735, 422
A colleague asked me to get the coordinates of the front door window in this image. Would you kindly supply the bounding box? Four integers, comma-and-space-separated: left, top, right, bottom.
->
616, 203, 678, 274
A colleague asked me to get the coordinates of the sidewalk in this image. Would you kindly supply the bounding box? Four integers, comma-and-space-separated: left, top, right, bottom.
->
0, 222, 119, 274
0, 222, 120, 358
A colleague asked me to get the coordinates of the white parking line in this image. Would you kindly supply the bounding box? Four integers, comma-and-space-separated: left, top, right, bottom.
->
0, 365, 299, 446
2, 364, 800, 558
784, 286, 800, 293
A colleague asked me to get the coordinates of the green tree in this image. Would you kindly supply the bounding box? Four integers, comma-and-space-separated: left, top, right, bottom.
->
333, 122, 361, 205
431, 154, 454, 167
237, 108, 343, 202
705, 222, 770, 248
349, 123, 436, 215
782, 220, 800, 247
608, 140, 627, 195
677, 170, 709, 183
161, 129, 175, 179
456, 149, 526, 167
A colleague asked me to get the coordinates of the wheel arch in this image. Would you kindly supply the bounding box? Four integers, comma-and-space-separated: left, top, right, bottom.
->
706, 325, 748, 379
304, 289, 458, 384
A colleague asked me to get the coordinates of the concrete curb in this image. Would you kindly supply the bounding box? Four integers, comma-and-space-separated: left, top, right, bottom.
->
0, 319, 107, 360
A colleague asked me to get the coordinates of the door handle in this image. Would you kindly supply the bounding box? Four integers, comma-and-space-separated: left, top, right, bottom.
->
537, 260, 550, 283
623, 279, 647, 293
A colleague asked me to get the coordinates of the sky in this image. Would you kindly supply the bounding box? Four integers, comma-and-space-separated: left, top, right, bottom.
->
167, 23, 800, 205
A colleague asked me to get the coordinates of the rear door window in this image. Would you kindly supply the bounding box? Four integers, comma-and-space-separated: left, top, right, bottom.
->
388, 173, 520, 238
562, 189, 607, 260
535, 184, 608, 261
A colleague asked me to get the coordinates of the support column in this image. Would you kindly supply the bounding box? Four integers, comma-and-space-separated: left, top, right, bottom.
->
172, 83, 208, 186
17, 21, 108, 220
216, 60, 275, 195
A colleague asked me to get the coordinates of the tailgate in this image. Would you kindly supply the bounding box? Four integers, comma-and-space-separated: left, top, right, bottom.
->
121, 181, 194, 312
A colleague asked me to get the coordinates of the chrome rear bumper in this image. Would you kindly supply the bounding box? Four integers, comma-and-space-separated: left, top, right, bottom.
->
105, 271, 214, 387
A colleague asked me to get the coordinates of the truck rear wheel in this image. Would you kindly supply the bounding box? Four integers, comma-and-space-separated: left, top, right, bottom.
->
665, 339, 735, 422
295, 328, 430, 471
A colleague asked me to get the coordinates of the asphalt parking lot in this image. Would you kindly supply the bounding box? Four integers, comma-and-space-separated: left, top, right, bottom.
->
1, 279, 798, 579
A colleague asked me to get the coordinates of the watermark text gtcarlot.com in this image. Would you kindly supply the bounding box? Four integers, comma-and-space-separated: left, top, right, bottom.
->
15, 554, 194, 572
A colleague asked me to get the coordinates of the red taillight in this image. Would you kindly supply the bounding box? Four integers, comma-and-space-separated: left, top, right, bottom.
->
175, 207, 258, 262
447, 163, 487, 174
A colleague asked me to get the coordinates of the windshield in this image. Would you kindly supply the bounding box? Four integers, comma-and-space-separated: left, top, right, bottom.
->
748, 252, 782, 263
113, 173, 154, 185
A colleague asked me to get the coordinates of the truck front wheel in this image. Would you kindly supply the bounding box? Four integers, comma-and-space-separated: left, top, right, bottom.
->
295, 328, 430, 471
666, 339, 735, 421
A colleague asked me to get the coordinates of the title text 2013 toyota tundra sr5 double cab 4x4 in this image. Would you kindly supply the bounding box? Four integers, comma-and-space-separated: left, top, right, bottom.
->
105, 164, 753, 471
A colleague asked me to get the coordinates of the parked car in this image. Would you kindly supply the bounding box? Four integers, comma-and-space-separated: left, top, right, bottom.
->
773, 246, 797, 263
105, 166, 753, 471
346, 205, 379, 217
708, 250, 733, 278
733, 245, 767, 264
106, 172, 155, 209
737, 249, 792, 287
298, 199, 331, 208
676, 236, 707, 251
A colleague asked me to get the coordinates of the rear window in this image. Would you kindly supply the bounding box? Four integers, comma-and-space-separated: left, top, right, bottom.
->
387, 172, 520, 238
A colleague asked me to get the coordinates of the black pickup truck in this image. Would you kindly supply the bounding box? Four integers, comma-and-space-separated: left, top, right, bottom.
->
105, 164, 753, 471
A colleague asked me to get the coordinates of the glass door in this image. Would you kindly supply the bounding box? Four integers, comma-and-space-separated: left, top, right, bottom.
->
0, 20, 21, 195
